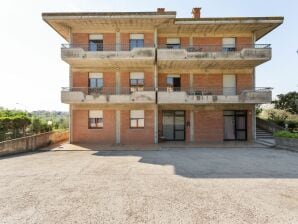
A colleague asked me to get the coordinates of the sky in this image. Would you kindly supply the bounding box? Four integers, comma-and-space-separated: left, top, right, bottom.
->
0, 0, 297, 111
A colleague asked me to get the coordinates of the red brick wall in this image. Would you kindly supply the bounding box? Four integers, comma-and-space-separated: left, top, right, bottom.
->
121, 110, 154, 144
144, 72, 154, 88
120, 33, 130, 51
193, 74, 223, 93
193, 37, 222, 47
103, 72, 116, 88
180, 37, 189, 48
237, 37, 252, 50
194, 110, 224, 142
73, 72, 88, 87
103, 33, 116, 50
72, 33, 88, 45
158, 37, 167, 47
236, 74, 253, 94
144, 33, 154, 47
72, 110, 116, 144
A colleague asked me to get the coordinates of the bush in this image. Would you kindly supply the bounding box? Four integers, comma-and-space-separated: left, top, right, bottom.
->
273, 131, 298, 139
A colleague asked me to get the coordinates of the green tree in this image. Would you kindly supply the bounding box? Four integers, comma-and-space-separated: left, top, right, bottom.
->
273, 91, 298, 114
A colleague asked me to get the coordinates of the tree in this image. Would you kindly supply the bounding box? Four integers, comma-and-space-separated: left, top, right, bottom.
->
273, 91, 298, 114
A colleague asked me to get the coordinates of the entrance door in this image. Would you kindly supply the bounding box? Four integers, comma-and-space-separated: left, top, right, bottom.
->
223, 74, 236, 95
162, 111, 185, 141
224, 111, 247, 141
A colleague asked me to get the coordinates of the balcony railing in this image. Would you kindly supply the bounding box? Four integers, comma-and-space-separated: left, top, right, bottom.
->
158, 87, 272, 104
61, 43, 155, 51
157, 44, 272, 60
61, 87, 156, 104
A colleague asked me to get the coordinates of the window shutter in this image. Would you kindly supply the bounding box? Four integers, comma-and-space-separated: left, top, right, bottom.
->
89, 110, 103, 118
166, 38, 180, 44
89, 73, 103, 79
89, 34, 103, 40
130, 34, 144, 40
223, 38, 236, 46
130, 110, 144, 118
130, 72, 144, 79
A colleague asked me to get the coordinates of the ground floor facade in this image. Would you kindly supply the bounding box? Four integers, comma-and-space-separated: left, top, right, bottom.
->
70, 104, 254, 144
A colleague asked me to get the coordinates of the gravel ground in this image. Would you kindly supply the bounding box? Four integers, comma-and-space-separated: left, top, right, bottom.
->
0, 146, 298, 224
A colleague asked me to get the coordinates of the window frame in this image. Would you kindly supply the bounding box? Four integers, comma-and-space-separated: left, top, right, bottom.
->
130, 110, 145, 129
88, 110, 103, 129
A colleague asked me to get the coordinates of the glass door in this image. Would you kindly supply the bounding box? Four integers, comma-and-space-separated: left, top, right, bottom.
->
162, 111, 185, 141
224, 111, 247, 141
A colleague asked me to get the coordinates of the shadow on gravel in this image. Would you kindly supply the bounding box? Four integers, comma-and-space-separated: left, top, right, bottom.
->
92, 148, 298, 179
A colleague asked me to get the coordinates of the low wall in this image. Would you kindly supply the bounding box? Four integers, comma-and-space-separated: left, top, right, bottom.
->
275, 137, 298, 152
256, 117, 283, 133
0, 131, 69, 157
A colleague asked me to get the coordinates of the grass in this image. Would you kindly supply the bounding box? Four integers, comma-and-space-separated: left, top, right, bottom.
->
273, 131, 298, 139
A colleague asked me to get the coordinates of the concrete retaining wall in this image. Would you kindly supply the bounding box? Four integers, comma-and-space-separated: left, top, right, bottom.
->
275, 137, 298, 152
0, 131, 69, 156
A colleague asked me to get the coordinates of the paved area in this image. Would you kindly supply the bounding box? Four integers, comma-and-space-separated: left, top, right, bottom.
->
0, 145, 298, 223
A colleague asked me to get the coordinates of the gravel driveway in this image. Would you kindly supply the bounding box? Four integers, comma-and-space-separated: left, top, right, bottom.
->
0, 145, 298, 223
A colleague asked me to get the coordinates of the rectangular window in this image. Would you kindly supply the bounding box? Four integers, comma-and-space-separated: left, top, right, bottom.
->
129, 34, 144, 50
89, 73, 103, 95
130, 72, 144, 92
222, 38, 236, 52
130, 110, 145, 128
166, 38, 180, 49
89, 34, 103, 51
89, 110, 103, 129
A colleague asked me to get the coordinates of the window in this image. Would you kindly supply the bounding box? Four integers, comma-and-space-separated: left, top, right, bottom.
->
130, 110, 144, 128
222, 38, 236, 52
130, 72, 144, 92
89, 34, 103, 51
129, 34, 144, 50
166, 38, 180, 49
89, 110, 103, 129
89, 73, 103, 95
167, 74, 181, 91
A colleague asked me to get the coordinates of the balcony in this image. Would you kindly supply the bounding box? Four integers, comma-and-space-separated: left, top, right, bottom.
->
61, 44, 155, 69
157, 44, 272, 72
157, 87, 272, 104
61, 87, 156, 104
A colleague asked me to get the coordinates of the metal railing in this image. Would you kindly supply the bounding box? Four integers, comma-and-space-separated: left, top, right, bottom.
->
62, 87, 272, 96
158, 44, 271, 52
62, 87, 155, 95
157, 87, 272, 96
61, 43, 155, 51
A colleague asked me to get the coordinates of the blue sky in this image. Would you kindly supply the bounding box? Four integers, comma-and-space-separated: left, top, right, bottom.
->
0, 0, 297, 111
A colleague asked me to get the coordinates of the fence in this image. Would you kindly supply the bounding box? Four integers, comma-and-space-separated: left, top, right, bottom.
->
0, 131, 69, 157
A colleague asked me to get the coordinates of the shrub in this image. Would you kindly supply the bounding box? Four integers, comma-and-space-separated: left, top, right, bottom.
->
273, 131, 298, 139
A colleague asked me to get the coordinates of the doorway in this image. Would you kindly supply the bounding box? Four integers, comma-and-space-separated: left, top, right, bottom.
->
224, 111, 247, 141
167, 75, 181, 91
162, 111, 185, 141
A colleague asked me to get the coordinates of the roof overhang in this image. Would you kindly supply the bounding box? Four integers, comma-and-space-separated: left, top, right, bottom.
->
170, 17, 284, 40
42, 12, 177, 41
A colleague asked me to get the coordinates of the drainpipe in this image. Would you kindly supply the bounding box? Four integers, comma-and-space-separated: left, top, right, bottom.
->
252, 32, 256, 141
69, 27, 73, 143
154, 27, 158, 144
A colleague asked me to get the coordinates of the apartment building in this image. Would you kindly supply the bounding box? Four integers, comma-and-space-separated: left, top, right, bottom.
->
42, 8, 283, 144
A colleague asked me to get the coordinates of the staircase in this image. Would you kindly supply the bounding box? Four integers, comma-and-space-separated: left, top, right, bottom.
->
256, 127, 273, 139
256, 127, 275, 147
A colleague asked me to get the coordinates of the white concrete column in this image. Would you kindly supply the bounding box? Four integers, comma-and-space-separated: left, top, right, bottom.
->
190, 111, 194, 142
189, 73, 193, 89
189, 36, 193, 47
116, 71, 121, 94
116, 110, 121, 144
154, 106, 158, 144
154, 27, 158, 47
116, 32, 121, 51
